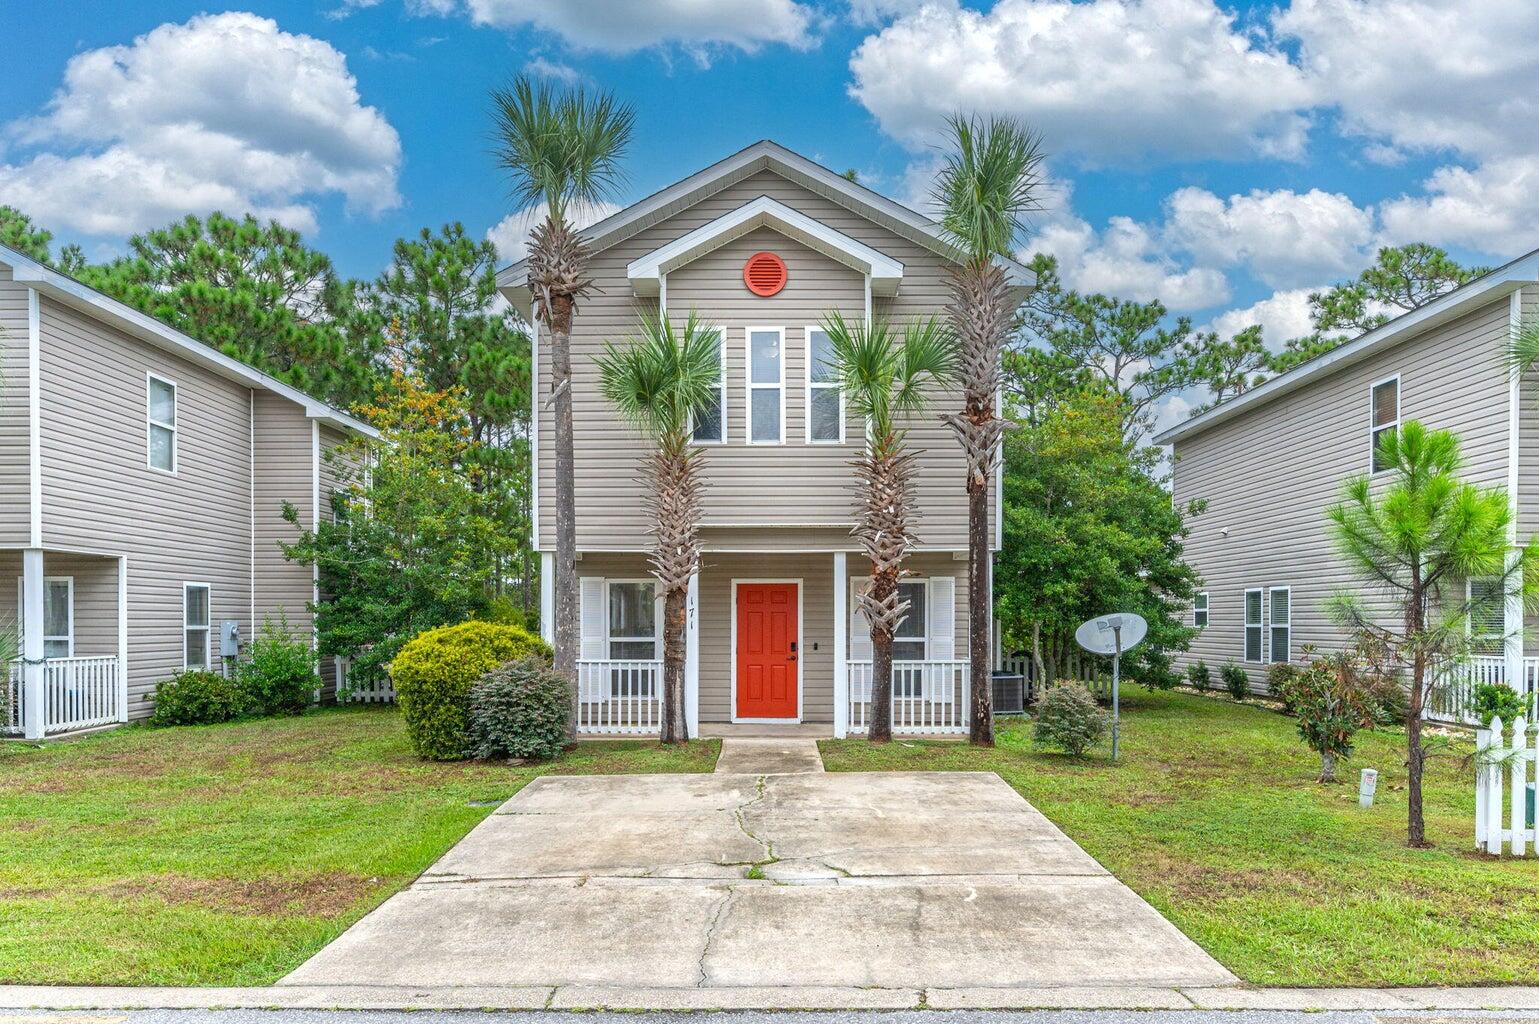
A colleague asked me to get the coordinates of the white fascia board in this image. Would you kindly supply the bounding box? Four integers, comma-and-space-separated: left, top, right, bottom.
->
1, 243, 379, 439
627, 195, 904, 297
1155, 257, 1539, 447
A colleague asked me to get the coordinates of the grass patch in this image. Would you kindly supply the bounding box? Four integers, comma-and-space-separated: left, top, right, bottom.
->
821, 686, 1539, 988
0, 705, 717, 986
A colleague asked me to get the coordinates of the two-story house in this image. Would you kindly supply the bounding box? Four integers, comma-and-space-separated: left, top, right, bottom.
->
1157, 251, 1539, 720
0, 242, 376, 739
499, 141, 1030, 738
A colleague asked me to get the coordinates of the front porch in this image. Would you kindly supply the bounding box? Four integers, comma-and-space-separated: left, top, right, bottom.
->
548, 549, 974, 739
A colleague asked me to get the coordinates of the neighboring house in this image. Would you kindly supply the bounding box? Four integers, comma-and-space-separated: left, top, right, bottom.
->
0, 243, 376, 739
498, 141, 1032, 738
1157, 251, 1539, 716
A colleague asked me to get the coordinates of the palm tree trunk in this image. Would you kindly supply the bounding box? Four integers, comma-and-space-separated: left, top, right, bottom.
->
660, 584, 688, 743
549, 293, 580, 742
968, 481, 993, 746
868, 572, 895, 743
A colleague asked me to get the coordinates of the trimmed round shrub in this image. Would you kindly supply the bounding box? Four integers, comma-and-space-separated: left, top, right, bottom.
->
1472, 681, 1532, 728
1186, 660, 1210, 693
468, 657, 571, 761
1032, 681, 1111, 756
391, 621, 552, 760
1220, 661, 1249, 701
240, 617, 319, 716
150, 670, 250, 726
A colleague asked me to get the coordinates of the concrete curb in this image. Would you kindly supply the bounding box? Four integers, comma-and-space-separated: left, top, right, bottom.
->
5, 984, 1539, 1012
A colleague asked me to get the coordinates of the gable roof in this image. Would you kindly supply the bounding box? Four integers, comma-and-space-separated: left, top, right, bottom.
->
495, 139, 1034, 315
0, 243, 377, 437
1154, 246, 1539, 447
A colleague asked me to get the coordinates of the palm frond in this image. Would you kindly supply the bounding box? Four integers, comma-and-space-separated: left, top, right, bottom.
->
819, 313, 956, 439
931, 113, 1046, 263
596, 310, 722, 442
489, 75, 635, 222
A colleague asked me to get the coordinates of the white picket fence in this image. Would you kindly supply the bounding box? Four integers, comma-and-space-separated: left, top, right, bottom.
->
337, 658, 395, 703
4, 656, 123, 736
577, 659, 662, 734
1475, 715, 1538, 856
996, 652, 1110, 703
847, 659, 969, 734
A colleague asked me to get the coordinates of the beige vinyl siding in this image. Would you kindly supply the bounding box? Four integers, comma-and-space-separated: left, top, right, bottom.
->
1173, 295, 1514, 686
252, 392, 316, 649
36, 295, 256, 714
0, 550, 118, 657
0, 267, 31, 545
537, 168, 984, 553
316, 424, 349, 695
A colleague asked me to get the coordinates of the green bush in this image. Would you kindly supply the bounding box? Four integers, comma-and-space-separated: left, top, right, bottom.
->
240, 617, 319, 716
1267, 663, 1299, 705
1362, 671, 1410, 726
1220, 662, 1249, 701
1287, 655, 1373, 782
468, 657, 570, 760
391, 620, 552, 760
149, 670, 250, 726
1186, 660, 1210, 692
1032, 681, 1111, 756
1472, 681, 1533, 728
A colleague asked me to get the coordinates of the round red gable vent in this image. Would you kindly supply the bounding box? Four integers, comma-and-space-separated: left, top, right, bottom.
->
743, 251, 788, 297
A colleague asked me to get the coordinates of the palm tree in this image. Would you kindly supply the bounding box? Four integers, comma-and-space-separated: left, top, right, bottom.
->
595, 312, 720, 743
932, 113, 1045, 746
490, 76, 635, 735
823, 313, 956, 742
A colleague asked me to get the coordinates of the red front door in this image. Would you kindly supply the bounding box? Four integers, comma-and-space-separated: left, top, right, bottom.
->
736, 583, 799, 719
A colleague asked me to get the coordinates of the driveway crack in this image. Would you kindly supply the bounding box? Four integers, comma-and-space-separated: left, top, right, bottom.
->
696, 886, 738, 987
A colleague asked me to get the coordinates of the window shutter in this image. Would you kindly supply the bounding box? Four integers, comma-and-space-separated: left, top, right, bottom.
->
927, 576, 955, 662
850, 576, 873, 661
580, 577, 607, 660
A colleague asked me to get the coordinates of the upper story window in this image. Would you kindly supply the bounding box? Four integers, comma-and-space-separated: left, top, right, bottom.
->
147, 374, 178, 473
1244, 588, 1263, 663
17, 577, 74, 659
1371, 376, 1399, 474
1193, 591, 1209, 628
691, 327, 727, 444
184, 583, 211, 671
806, 326, 844, 444
1268, 587, 1291, 663
747, 327, 784, 444
607, 580, 657, 660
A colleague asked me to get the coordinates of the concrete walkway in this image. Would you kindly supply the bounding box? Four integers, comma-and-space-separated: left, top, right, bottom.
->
276, 769, 1234, 1003
714, 737, 824, 774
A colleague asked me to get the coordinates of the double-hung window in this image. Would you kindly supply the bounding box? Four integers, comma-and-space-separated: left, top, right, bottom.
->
1268, 587, 1291, 663
747, 327, 784, 444
184, 583, 211, 671
1243, 588, 1263, 663
691, 327, 727, 444
607, 580, 656, 697
1371, 376, 1399, 474
1193, 591, 1209, 628
17, 577, 73, 659
892, 580, 928, 697
806, 326, 843, 443
1468, 577, 1504, 655
147, 374, 178, 473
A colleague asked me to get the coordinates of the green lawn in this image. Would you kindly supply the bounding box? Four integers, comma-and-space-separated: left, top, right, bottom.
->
822, 686, 1539, 988
0, 706, 717, 986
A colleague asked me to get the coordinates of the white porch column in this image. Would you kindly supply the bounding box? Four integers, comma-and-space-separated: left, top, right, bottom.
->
21, 548, 44, 740
833, 551, 848, 738
685, 571, 700, 737
539, 551, 555, 646
117, 556, 130, 723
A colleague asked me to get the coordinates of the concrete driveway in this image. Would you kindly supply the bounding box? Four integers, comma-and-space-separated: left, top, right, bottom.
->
281, 750, 1233, 1006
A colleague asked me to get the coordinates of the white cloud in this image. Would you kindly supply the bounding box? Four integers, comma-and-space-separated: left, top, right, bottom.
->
487, 201, 621, 264
0, 12, 400, 238
848, 0, 1316, 162
1163, 186, 1374, 289
1030, 213, 1230, 312
848, 0, 940, 26
524, 57, 584, 85
455, 0, 817, 54
1378, 157, 1539, 256
1202, 288, 1317, 347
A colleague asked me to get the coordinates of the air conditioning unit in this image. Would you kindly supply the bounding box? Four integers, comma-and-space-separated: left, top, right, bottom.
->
991, 672, 1026, 715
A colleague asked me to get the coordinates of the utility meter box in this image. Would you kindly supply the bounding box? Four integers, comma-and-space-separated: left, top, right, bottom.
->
220, 620, 242, 659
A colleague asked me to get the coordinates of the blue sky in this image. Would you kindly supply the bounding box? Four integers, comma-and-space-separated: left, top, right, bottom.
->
5, 0, 1537, 427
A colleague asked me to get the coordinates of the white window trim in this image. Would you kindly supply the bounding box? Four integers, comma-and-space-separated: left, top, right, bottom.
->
605, 578, 659, 661
1194, 590, 1209, 628
183, 582, 212, 672
690, 325, 728, 445
1369, 373, 1400, 475
16, 575, 74, 659
1243, 587, 1263, 664
804, 324, 844, 444
1267, 586, 1291, 664
746, 325, 786, 446
147, 371, 179, 475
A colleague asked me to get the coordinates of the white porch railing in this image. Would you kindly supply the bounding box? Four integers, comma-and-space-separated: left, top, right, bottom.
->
847, 660, 969, 735
577, 659, 662, 735
1428, 655, 1539, 725
4, 656, 123, 736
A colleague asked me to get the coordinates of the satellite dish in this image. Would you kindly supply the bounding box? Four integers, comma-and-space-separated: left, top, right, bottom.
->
1075, 612, 1148, 656
1072, 612, 1148, 763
